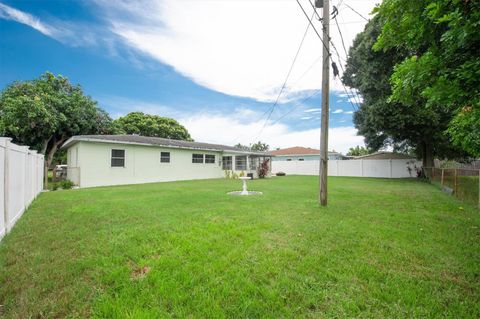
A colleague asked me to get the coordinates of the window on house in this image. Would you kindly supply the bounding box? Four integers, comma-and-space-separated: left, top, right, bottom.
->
205, 154, 215, 164
192, 154, 204, 163
286, 158, 292, 161
235, 155, 247, 170
298, 158, 304, 161
111, 149, 125, 167
222, 156, 232, 170
161, 152, 170, 163
250, 157, 258, 170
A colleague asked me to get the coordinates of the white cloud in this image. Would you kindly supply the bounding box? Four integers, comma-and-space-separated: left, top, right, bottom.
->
99, 94, 364, 153
300, 116, 313, 120
0, 3, 57, 36
97, 95, 177, 119
2, 0, 376, 101
180, 112, 363, 154
345, 110, 354, 114
304, 108, 322, 113
98, 0, 376, 101
332, 109, 344, 114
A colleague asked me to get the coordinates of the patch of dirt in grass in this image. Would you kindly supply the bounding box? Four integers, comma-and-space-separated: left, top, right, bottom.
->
130, 265, 151, 280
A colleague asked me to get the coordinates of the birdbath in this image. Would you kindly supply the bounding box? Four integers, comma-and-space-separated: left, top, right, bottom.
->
227, 176, 262, 196
239, 176, 250, 195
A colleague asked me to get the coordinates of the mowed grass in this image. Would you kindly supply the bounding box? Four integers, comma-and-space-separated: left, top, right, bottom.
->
1, 176, 479, 318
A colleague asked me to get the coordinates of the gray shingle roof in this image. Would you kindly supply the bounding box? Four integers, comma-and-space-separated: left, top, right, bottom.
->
61, 135, 269, 155
354, 152, 415, 160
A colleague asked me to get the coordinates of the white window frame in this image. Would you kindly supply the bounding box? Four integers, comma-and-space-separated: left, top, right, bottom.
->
160, 151, 170, 163
235, 155, 247, 170
111, 149, 125, 168
205, 154, 215, 164
222, 156, 232, 170
192, 153, 204, 164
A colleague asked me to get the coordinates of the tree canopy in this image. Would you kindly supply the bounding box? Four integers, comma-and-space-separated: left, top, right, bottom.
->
343, 5, 474, 166
373, 0, 480, 157
250, 141, 269, 152
347, 145, 371, 157
0, 72, 115, 186
234, 141, 269, 152
114, 112, 192, 141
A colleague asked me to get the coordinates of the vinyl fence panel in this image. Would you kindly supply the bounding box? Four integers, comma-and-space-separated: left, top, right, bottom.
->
0, 137, 44, 241
272, 159, 420, 178
0, 140, 5, 239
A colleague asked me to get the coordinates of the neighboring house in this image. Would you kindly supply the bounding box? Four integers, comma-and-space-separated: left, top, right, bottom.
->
61, 135, 272, 188
352, 152, 415, 160
269, 146, 347, 161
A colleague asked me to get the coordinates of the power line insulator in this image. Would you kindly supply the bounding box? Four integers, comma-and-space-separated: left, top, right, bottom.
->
332, 61, 339, 78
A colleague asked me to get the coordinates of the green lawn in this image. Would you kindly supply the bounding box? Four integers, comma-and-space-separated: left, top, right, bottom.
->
1, 176, 479, 318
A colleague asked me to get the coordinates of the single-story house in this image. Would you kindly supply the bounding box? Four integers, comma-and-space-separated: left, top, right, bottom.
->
269, 146, 347, 161
351, 152, 415, 160
61, 135, 272, 188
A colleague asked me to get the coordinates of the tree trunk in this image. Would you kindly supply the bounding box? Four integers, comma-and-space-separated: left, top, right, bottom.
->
44, 136, 67, 189
42, 137, 52, 190
421, 141, 434, 168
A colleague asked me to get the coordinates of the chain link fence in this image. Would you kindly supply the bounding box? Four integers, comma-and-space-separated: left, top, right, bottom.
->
424, 167, 480, 208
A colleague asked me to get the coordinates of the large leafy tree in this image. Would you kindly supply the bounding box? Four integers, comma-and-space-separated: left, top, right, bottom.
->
373, 0, 480, 157
114, 112, 192, 141
346, 145, 371, 157
343, 14, 465, 167
0, 72, 115, 187
250, 141, 269, 152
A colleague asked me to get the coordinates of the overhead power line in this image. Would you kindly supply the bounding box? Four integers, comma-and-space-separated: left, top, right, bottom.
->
240, 10, 315, 143
334, 15, 349, 58
270, 90, 321, 125
343, 3, 369, 22
295, 0, 359, 112
296, 0, 330, 54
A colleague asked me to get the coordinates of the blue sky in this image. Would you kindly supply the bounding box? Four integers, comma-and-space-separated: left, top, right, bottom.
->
0, 0, 374, 153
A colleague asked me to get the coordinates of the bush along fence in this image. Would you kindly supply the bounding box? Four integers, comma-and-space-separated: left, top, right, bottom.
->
423, 167, 480, 209
0, 137, 44, 240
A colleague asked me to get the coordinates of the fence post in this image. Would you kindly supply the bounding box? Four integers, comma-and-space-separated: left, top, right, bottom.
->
454, 168, 458, 195
441, 169, 444, 187
3, 138, 11, 233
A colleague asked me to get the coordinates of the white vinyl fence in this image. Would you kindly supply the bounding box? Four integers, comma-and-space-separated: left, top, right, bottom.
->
0, 137, 44, 240
272, 159, 421, 178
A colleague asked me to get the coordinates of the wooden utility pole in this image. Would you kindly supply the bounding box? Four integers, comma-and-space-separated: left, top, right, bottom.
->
319, 0, 330, 205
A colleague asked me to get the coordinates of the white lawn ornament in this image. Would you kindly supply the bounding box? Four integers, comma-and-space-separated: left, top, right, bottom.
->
228, 176, 262, 196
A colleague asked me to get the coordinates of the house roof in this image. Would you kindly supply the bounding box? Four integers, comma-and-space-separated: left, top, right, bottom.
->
61, 135, 270, 155
268, 146, 344, 156
354, 152, 415, 160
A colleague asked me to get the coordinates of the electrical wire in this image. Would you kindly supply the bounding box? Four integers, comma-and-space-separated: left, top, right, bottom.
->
256, 10, 315, 137
270, 90, 321, 125
233, 10, 315, 143
343, 3, 369, 22
334, 15, 349, 59
296, 0, 359, 112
